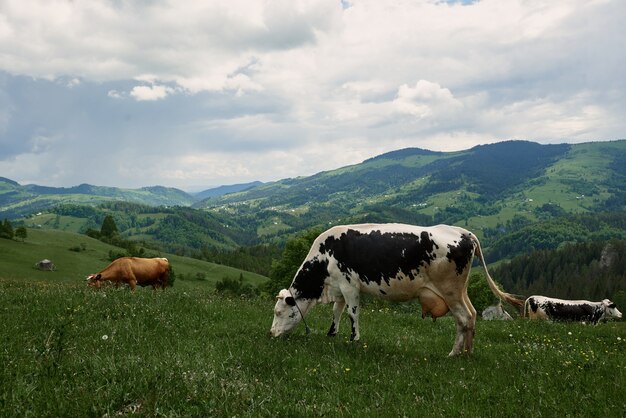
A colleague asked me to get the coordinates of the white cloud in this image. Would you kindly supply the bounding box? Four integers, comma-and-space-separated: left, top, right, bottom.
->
107, 90, 123, 99
393, 80, 463, 119
66, 78, 81, 88
129, 84, 175, 101
0, 0, 624, 188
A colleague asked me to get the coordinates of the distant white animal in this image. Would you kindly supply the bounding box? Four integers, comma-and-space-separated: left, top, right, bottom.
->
524, 296, 622, 324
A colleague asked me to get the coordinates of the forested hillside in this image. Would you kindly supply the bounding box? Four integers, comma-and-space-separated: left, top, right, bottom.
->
4, 140, 626, 290
484, 212, 626, 261
0, 180, 196, 218
493, 239, 626, 303
196, 140, 626, 245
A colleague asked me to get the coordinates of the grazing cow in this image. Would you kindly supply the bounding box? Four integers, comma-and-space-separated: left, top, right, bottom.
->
524, 296, 622, 324
87, 257, 169, 291
270, 223, 524, 356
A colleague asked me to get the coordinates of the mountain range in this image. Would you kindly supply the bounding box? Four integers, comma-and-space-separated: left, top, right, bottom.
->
193, 139, 626, 238
2, 139, 626, 254
0, 178, 261, 218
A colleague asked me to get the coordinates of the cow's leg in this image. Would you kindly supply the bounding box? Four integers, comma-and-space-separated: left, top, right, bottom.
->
343, 290, 361, 341
461, 291, 477, 353
327, 299, 346, 337
445, 297, 474, 356
126, 270, 139, 291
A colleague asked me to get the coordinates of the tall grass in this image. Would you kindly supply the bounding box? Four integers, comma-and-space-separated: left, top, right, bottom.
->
1, 278, 624, 417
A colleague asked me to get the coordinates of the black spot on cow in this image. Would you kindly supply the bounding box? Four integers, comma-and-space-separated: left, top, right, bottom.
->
349, 316, 357, 341
292, 257, 329, 300
318, 229, 438, 286
528, 297, 540, 313
380, 289, 387, 295
446, 233, 475, 275
327, 322, 337, 336
351, 305, 358, 315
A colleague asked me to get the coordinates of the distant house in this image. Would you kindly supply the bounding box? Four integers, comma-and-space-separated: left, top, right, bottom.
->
35, 259, 56, 271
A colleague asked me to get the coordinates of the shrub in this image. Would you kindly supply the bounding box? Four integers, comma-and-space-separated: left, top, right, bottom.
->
215, 273, 258, 298
69, 243, 87, 252
108, 249, 128, 261
167, 265, 175, 287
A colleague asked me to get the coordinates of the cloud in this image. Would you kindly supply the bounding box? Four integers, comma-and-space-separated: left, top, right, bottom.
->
130, 84, 176, 101
107, 90, 123, 99
66, 78, 81, 88
393, 80, 463, 119
0, 0, 624, 189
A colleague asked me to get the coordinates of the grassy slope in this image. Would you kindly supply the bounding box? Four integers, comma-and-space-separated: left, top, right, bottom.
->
0, 229, 267, 290
5, 141, 626, 252
199, 141, 625, 244
0, 279, 624, 416
461, 141, 626, 235
0, 182, 195, 215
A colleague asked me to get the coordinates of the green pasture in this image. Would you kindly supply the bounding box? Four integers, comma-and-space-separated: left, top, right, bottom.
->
0, 228, 267, 290
0, 278, 624, 417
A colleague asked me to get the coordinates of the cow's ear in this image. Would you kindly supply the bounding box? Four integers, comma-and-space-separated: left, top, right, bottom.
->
285, 296, 296, 306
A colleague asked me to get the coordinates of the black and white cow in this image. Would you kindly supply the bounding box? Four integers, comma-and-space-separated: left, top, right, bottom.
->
524, 296, 622, 324
270, 223, 524, 356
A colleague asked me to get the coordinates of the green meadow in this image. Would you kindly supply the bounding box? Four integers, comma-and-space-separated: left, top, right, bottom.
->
1, 229, 625, 416
1, 278, 624, 417
0, 228, 267, 289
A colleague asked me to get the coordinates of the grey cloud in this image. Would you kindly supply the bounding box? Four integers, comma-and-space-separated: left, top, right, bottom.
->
1, 1, 625, 189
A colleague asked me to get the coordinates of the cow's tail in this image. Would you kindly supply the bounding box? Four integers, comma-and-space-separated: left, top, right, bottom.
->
470, 234, 525, 312
522, 298, 529, 318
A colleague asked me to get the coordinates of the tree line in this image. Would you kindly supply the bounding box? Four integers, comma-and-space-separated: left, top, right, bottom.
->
484, 212, 626, 262
492, 239, 626, 303
0, 219, 27, 241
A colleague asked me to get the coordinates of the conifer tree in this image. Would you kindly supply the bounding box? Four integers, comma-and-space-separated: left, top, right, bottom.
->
15, 226, 27, 242
0, 219, 13, 239
100, 215, 118, 238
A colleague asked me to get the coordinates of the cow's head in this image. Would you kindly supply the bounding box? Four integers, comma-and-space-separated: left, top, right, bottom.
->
86, 274, 102, 289
602, 299, 622, 319
270, 289, 303, 337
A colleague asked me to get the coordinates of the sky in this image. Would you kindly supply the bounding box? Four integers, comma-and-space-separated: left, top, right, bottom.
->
0, 0, 625, 191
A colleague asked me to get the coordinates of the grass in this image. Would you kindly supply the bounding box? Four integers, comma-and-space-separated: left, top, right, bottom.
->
0, 228, 268, 290
1, 277, 624, 417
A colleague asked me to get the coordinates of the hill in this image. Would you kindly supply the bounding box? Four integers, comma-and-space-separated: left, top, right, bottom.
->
192, 181, 263, 200
3, 140, 626, 268
195, 140, 626, 242
0, 180, 197, 218
0, 179, 268, 219
491, 236, 626, 303
0, 228, 268, 290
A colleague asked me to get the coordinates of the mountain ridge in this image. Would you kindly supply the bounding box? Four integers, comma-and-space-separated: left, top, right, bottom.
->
3, 140, 626, 256
0, 179, 267, 218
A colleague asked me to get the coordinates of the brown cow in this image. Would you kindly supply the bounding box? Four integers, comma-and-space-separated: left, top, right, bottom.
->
87, 257, 169, 291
